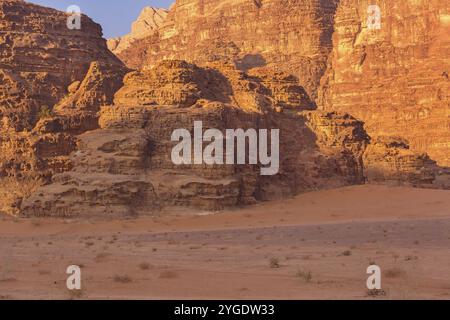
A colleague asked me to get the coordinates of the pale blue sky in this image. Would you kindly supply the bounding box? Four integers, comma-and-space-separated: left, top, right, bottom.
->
26, 0, 174, 38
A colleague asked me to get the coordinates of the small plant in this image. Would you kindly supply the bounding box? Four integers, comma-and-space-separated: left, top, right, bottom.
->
341, 250, 352, 256
95, 252, 110, 262
269, 257, 280, 269
38, 105, 53, 119
139, 262, 151, 270
85, 241, 95, 247
384, 267, 405, 278
296, 269, 312, 282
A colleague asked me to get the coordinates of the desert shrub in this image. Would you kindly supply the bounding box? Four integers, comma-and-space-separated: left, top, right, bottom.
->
38, 105, 53, 119
296, 269, 312, 282
269, 257, 280, 269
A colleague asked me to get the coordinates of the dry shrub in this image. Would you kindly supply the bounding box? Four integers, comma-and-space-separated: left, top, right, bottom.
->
113, 275, 132, 283
384, 267, 406, 278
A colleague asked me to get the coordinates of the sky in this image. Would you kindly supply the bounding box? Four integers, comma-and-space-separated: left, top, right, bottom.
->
26, 0, 174, 38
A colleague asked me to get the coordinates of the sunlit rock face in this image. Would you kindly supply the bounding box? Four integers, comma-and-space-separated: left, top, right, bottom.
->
1, 0, 448, 217
116, 0, 340, 101
0, 0, 127, 215
21, 60, 369, 217
318, 0, 450, 167
117, 0, 449, 168
107, 7, 168, 55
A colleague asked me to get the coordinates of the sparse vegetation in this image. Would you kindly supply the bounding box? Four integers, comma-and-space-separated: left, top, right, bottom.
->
269, 257, 280, 269
85, 241, 95, 247
341, 250, 352, 256
95, 252, 110, 262
38, 105, 53, 119
296, 269, 312, 282
113, 275, 132, 283
384, 267, 405, 278
139, 262, 151, 270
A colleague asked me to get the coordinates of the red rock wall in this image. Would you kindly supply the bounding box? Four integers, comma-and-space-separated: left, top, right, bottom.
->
319, 0, 450, 166
118, 0, 340, 100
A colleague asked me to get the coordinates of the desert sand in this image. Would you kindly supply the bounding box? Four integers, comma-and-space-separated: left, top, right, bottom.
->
1, 185, 449, 300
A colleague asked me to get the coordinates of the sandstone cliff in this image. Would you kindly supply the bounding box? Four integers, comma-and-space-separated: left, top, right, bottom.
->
0, 0, 127, 215
107, 7, 168, 55
319, 0, 450, 168
117, 0, 340, 101
21, 61, 369, 217
1, 0, 447, 217
115, 0, 449, 187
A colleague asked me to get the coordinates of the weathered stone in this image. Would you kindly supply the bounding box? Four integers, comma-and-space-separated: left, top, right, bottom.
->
0, 0, 127, 215
22, 61, 369, 217
318, 0, 450, 167
107, 7, 168, 55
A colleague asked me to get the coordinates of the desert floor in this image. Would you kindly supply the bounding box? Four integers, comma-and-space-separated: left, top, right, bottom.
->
0, 185, 449, 300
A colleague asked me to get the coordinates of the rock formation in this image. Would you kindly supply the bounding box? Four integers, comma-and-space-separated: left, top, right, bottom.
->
0, 0, 127, 215
318, 0, 450, 167
116, 0, 340, 101
363, 136, 438, 186
116, 0, 449, 171
107, 7, 168, 55
1, 0, 447, 217
21, 61, 369, 217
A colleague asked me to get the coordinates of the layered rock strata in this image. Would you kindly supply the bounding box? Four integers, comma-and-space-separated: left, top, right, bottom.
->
116, 0, 449, 169
319, 0, 450, 167
107, 7, 168, 55
21, 61, 369, 217
116, 0, 340, 100
0, 0, 127, 215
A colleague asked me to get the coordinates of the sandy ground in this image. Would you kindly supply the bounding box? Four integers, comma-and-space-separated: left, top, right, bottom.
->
0, 185, 449, 300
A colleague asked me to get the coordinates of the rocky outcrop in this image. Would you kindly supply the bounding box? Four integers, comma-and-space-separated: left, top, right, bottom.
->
115, 0, 449, 170
107, 7, 168, 55
116, 0, 340, 100
0, 0, 127, 215
2, 0, 447, 217
319, 0, 450, 167
0, 0, 123, 131
21, 61, 369, 217
363, 137, 438, 186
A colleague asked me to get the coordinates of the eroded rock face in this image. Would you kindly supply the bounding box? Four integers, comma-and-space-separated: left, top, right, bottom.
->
115, 0, 449, 170
2, 1, 447, 217
107, 7, 168, 54
113, 60, 315, 112
363, 137, 438, 186
0, 0, 127, 215
0, 0, 123, 131
319, 0, 450, 167
21, 61, 369, 217
116, 0, 339, 100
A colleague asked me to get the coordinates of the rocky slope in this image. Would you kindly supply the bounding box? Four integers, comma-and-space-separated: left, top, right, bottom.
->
107, 7, 168, 55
